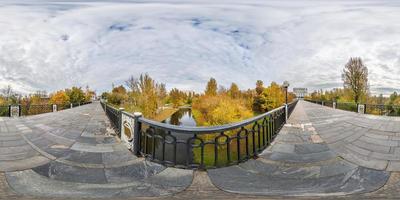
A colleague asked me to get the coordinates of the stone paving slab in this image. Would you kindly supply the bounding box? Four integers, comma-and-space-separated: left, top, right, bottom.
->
0, 156, 50, 172
0, 102, 194, 198
6, 168, 193, 198
2, 100, 400, 199
208, 163, 389, 196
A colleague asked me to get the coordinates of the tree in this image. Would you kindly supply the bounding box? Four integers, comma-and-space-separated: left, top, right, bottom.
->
205, 78, 217, 96
169, 88, 185, 108
101, 92, 109, 100
124, 74, 160, 117
1, 85, 14, 102
342, 57, 369, 103
84, 85, 95, 101
192, 95, 252, 126
50, 90, 70, 105
252, 80, 265, 113
108, 85, 128, 105
66, 87, 86, 104
261, 82, 285, 111
255, 80, 264, 95
228, 83, 240, 99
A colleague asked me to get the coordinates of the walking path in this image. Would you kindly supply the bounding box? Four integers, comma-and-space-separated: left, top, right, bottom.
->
1, 101, 400, 199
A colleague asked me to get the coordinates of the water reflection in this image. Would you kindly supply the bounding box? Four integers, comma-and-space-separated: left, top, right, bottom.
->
149, 108, 197, 166
162, 108, 197, 126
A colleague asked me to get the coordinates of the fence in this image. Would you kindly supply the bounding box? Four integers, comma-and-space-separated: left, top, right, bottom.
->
0, 101, 92, 117
304, 99, 400, 116
101, 99, 298, 169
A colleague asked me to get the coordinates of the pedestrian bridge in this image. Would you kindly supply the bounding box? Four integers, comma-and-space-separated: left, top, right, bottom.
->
1, 100, 400, 199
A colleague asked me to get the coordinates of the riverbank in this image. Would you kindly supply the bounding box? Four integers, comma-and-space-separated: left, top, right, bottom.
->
152, 107, 179, 122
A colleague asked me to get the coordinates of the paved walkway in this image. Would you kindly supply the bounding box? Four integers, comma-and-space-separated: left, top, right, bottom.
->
2, 101, 400, 199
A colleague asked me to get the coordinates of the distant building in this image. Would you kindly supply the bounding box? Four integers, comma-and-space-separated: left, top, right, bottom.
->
293, 88, 308, 99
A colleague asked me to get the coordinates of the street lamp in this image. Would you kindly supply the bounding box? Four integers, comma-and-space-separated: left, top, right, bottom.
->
282, 81, 290, 104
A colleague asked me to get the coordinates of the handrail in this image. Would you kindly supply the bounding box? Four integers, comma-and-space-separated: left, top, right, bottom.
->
137, 105, 286, 134
305, 99, 400, 116
0, 101, 92, 117
101, 99, 298, 169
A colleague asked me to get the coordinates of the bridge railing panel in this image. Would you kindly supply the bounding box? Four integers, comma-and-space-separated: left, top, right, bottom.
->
100, 99, 298, 169
0, 102, 92, 117
365, 104, 400, 116
305, 99, 400, 116
0, 105, 9, 117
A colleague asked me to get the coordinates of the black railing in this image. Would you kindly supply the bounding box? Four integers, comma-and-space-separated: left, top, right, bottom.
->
0, 102, 92, 117
287, 100, 298, 116
365, 104, 400, 116
21, 104, 52, 116
0, 105, 9, 117
305, 99, 400, 116
101, 102, 122, 137
101, 100, 298, 169
336, 102, 358, 112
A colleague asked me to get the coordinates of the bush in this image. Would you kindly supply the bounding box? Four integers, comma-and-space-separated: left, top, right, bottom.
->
192, 95, 253, 126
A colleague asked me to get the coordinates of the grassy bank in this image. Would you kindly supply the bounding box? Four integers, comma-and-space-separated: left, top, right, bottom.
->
152, 108, 179, 122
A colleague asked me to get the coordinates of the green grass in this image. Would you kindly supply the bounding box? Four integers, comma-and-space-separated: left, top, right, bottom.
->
192, 118, 274, 168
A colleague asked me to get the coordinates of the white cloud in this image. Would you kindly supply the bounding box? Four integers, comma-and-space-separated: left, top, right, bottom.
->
0, 0, 399, 95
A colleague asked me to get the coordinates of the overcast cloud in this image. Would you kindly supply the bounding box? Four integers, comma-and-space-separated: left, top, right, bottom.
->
0, 0, 399, 95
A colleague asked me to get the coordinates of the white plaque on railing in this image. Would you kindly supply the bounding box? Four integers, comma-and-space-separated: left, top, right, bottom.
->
121, 112, 135, 150
10, 106, 20, 117
358, 104, 365, 114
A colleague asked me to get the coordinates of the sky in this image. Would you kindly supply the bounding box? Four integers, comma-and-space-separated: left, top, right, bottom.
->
0, 0, 399, 95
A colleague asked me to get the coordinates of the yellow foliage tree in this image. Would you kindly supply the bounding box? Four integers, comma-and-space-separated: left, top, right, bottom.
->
50, 91, 70, 105
0, 96, 6, 105
261, 82, 285, 111
192, 95, 253, 126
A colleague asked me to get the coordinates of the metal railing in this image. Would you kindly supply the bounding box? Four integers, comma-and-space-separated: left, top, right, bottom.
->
101, 99, 298, 169
21, 104, 52, 116
0, 102, 92, 117
0, 105, 9, 117
365, 104, 400, 116
305, 99, 400, 116
101, 102, 122, 137
336, 102, 358, 112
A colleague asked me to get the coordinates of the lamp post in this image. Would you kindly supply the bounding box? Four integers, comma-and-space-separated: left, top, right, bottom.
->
282, 81, 290, 104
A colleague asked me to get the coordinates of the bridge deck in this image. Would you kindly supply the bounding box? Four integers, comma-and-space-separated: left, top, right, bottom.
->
1, 101, 400, 199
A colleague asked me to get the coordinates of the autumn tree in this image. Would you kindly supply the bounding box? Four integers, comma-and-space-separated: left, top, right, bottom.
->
342, 57, 369, 103
1, 85, 13, 102
50, 90, 70, 105
84, 85, 95, 102
0, 96, 5, 105
108, 85, 128, 105
261, 82, 285, 111
192, 95, 252, 126
252, 80, 265, 113
255, 80, 264, 95
124, 74, 161, 117
66, 87, 86, 104
205, 78, 217, 96
228, 83, 240, 99
169, 88, 185, 108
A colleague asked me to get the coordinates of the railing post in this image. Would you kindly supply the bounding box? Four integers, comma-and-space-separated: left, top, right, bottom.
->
357, 103, 365, 114
53, 104, 57, 112
133, 112, 143, 156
